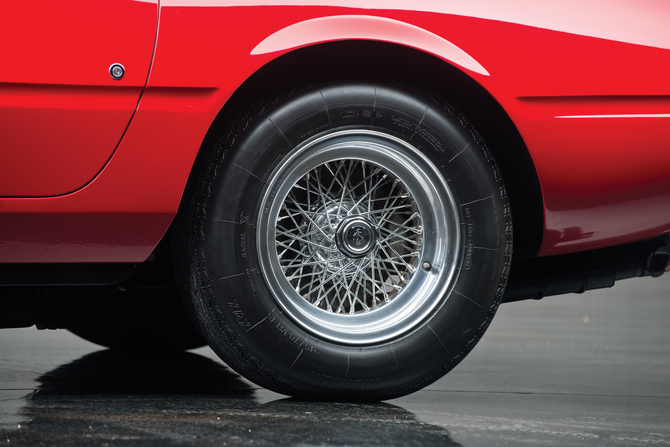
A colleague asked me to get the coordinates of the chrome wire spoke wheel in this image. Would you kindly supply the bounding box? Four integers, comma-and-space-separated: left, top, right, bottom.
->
258, 129, 461, 345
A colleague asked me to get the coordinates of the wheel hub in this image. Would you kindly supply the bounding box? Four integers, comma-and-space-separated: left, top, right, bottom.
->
335, 215, 377, 259
304, 200, 374, 278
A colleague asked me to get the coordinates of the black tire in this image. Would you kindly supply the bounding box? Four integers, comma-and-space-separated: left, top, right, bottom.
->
174, 83, 512, 400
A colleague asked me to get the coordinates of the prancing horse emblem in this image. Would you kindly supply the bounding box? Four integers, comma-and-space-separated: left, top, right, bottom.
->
353, 227, 365, 247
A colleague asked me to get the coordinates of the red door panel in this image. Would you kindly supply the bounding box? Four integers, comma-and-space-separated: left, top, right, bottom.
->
0, 0, 157, 197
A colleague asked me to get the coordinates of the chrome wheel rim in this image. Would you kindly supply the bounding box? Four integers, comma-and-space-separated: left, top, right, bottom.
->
257, 130, 460, 345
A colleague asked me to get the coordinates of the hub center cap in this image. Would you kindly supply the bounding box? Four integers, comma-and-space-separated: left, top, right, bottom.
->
335, 216, 377, 258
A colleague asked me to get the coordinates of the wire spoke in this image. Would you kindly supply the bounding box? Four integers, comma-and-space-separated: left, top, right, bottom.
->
274, 158, 422, 315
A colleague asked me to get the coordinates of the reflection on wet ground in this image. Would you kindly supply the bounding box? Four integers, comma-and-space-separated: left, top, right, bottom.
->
2, 350, 461, 446
2, 275, 670, 446
28, 351, 252, 396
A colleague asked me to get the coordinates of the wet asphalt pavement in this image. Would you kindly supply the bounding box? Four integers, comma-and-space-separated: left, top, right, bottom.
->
1, 275, 669, 446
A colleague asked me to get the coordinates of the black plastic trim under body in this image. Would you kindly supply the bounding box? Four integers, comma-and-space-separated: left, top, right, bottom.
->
503, 235, 670, 303
0, 263, 136, 286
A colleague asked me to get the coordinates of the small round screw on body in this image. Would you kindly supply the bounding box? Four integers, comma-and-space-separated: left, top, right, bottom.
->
109, 63, 125, 80
422, 261, 432, 271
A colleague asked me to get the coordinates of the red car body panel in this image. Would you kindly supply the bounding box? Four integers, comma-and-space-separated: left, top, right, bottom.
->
0, 0, 158, 197
1, 0, 670, 262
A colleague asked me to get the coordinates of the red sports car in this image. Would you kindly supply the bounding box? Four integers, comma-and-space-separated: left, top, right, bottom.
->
2, 0, 670, 400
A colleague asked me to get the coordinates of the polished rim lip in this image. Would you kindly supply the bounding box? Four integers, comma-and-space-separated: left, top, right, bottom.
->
257, 129, 461, 345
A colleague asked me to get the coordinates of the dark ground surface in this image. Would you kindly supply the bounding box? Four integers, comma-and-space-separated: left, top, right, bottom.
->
1, 275, 669, 446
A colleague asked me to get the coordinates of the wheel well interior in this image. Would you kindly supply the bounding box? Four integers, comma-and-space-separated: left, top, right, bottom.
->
198, 40, 544, 257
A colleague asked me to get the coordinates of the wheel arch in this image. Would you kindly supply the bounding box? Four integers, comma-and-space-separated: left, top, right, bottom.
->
192, 40, 544, 257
